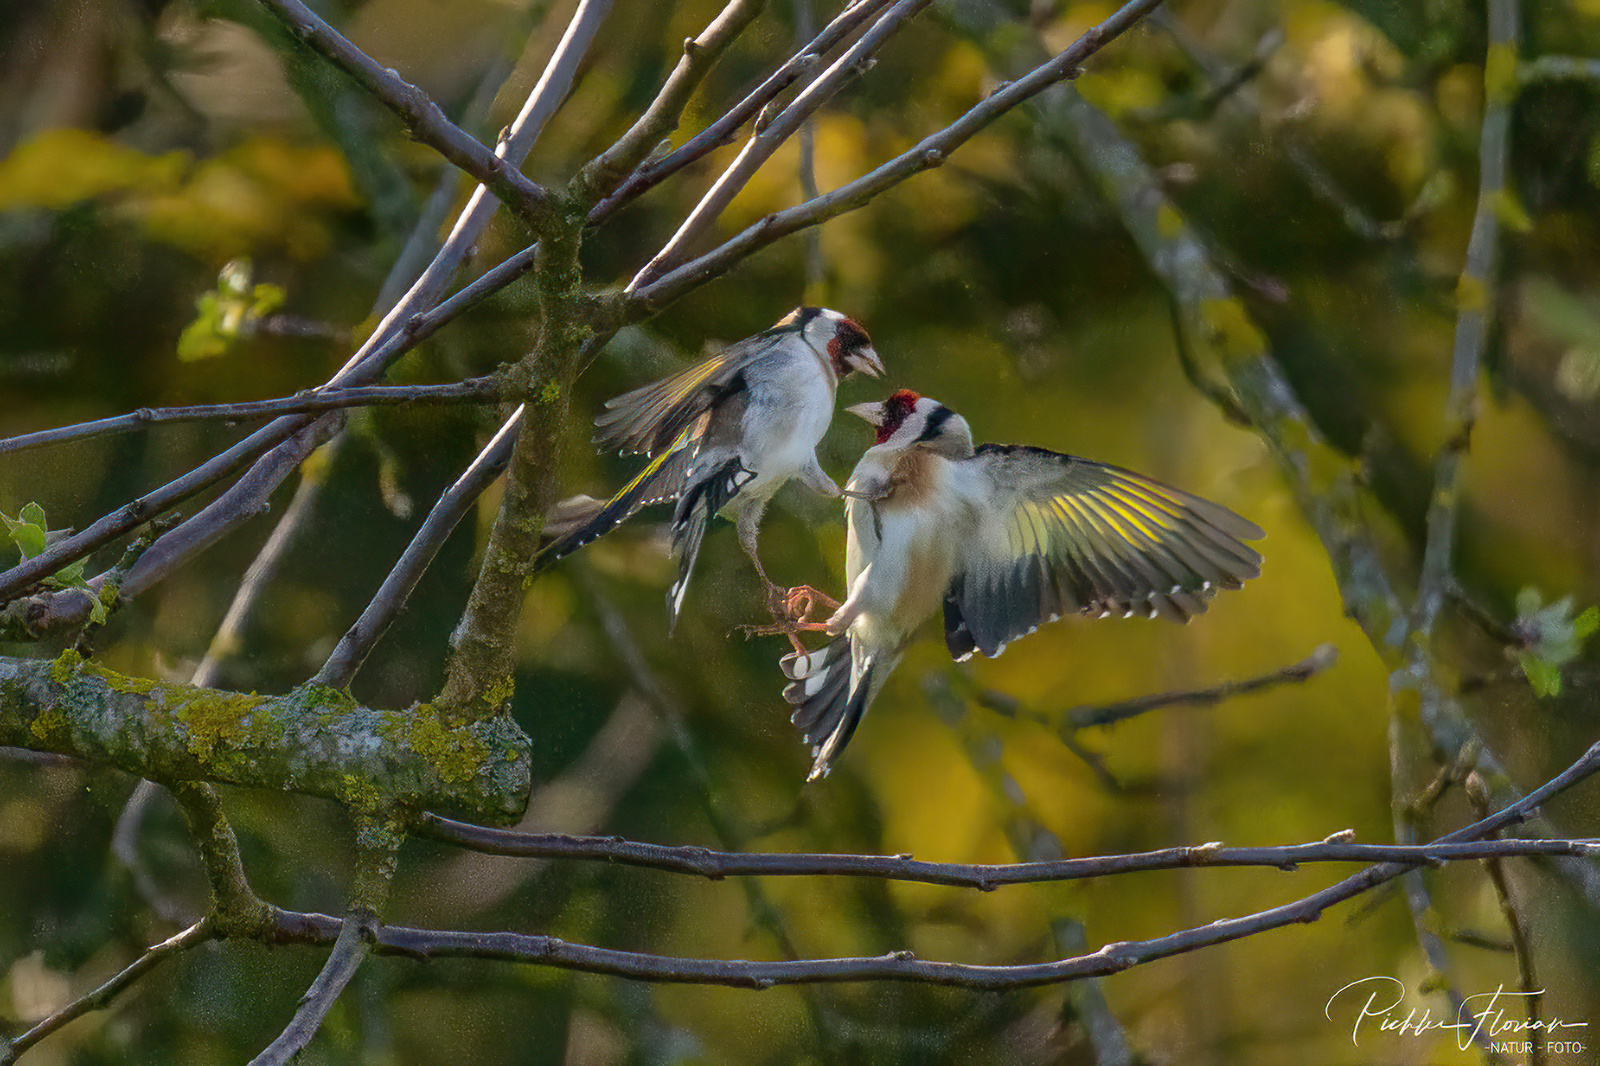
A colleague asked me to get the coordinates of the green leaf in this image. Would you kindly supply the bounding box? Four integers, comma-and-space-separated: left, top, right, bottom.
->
1523, 658, 1563, 698
2, 507, 48, 559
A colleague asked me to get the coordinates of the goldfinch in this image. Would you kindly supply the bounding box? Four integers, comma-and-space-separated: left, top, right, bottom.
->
782, 389, 1263, 780
544, 308, 883, 627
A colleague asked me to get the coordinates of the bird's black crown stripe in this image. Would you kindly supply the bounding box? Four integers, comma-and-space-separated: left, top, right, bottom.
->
915, 404, 955, 443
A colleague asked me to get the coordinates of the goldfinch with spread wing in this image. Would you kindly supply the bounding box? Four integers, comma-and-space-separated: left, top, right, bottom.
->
543, 308, 882, 627
782, 390, 1263, 781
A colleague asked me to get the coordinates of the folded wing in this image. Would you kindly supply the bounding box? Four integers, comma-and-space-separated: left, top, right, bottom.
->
944, 445, 1263, 660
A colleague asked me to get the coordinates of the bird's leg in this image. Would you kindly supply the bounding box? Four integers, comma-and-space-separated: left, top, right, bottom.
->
733, 504, 790, 619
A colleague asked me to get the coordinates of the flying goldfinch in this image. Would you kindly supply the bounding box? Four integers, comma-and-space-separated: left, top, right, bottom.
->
544, 308, 883, 627
782, 389, 1263, 780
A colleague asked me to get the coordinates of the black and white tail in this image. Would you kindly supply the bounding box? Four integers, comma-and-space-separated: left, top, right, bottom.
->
540, 447, 692, 561
782, 636, 876, 781
666, 455, 753, 629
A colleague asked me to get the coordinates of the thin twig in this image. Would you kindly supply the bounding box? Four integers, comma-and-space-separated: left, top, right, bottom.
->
250, 914, 372, 1065
627, 0, 1168, 311
626, 0, 933, 292
1056, 643, 1337, 730
316, 413, 522, 687
1466, 771, 1544, 1066
0, 920, 215, 1065
0, 380, 498, 457
413, 813, 1600, 888
575, 0, 767, 205
587, 0, 898, 224
254, 0, 559, 233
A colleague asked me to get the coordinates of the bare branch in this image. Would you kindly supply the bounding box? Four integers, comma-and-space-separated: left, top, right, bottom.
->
575, 0, 767, 205
0, 414, 323, 604
587, 0, 898, 224
627, 0, 1168, 310
414, 814, 1600, 888
299, 740, 1600, 990
987, 643, 1340, 732
1518, 54, 1600, 85
254, 0, 561, 234
0, 921, 215, 1066
315, 413, 522, 688
627, 0, 934, 292
0, 380, 499, 457
251, 915, 371, 1065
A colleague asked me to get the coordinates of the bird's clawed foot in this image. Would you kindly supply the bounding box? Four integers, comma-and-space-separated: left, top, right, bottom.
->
739, 584, 840, 655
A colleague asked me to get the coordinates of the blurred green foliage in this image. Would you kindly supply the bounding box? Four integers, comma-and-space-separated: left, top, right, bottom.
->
3, 0, 1600, 1063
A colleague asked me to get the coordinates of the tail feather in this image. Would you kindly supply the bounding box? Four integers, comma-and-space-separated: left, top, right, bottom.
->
782, 636, 875, 781
665, 455, 753, 629
540, 447, 692, 562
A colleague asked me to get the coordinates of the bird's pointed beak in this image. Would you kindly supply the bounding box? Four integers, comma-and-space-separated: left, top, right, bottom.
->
846, 400, 885, 425
847, 346, 885, 378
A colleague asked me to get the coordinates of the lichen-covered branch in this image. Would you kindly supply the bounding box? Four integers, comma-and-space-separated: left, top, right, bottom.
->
0, 654, 530, 821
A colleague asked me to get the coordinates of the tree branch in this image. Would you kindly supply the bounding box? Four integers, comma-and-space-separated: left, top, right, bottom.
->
626, 0, 934, 292
413, 814, 1600, 888
0, 380, 499, 457
0, 654, 530, 820
587, 0, 898, 224
277, 739, 1600, 990
574, 0, 767, 205
253, 0, 561, 234
626, 0, 1168, 311
0, 920, 215, 1066
315, 413, 522, 688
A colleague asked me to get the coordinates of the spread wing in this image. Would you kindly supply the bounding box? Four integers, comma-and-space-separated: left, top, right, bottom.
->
944, 445, 1263, 660
594, 333, 773, 457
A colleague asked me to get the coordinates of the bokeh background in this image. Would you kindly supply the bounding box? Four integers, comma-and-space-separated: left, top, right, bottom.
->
4, 0, 1600, 1062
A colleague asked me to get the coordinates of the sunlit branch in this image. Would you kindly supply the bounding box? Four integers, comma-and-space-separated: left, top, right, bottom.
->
414, 813, 1600, 887
0, 921, 215, 1066
316, 413, 522, 688
587, 0, 898, 224
627, 0, 1168, 311
627, 0, 933, 292
576, 0, 767, 204
254, 0, 559, 233
0, 380, 499, 457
